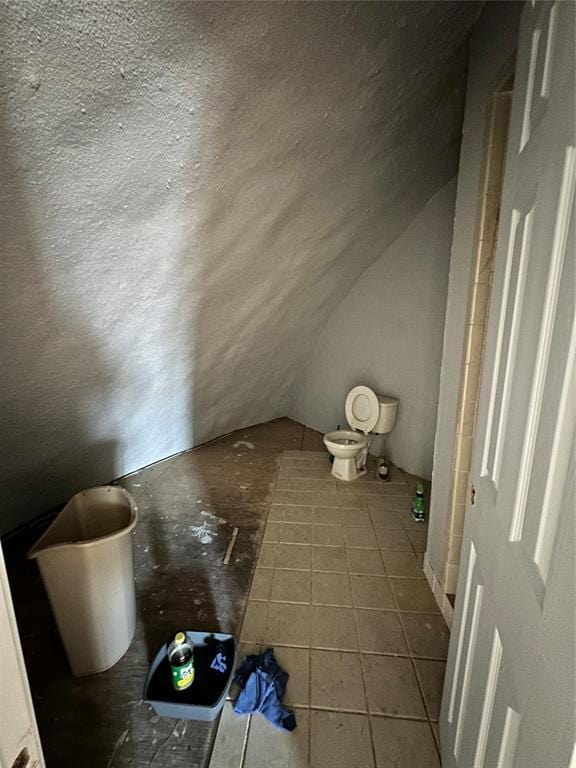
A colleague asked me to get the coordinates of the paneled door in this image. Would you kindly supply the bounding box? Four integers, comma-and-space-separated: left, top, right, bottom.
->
0, 543, 44, 768
441, 2, 575, 767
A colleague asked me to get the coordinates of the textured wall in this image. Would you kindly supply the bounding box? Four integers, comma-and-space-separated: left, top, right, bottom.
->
290, 179, 457, 478
426, 2, 522, 580
0, 1, 480, 532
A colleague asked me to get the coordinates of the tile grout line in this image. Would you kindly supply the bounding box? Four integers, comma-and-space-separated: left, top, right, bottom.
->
389, 472, 444, 760
351, 500, 382, 767
238, 714, 252, 768
390, 564, 442, 763
295, 441, 311, 766
243, 452, 441, 766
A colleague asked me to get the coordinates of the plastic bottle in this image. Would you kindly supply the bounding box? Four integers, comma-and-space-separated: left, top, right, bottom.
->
168, 632, 195, 691
411, 483, 425, 522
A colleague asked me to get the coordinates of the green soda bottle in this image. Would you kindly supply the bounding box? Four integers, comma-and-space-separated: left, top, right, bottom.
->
411, 483, 425, 522
168, 632, 195, 692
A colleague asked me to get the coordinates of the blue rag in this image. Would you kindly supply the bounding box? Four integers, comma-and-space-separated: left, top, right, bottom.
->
211, 651, 228, 674
232, 648, 297, 731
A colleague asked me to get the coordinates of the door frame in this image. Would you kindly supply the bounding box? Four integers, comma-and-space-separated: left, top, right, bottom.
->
0, 542, 45, 768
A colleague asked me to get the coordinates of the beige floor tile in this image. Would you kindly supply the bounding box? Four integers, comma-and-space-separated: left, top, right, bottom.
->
282, 450, 327, 461
406, 529, 428, 553
363, 655, 426, 718
341, 507, 372, 526
374, 527, 412, 552
312, 545, 348, 573
338, 494, 370, 509
400, 613, 449, 659
365, 496, 396, 511
312, 506, 343, 525
272, 646, 310, 706
310, 710, 375, 768
275, 543, 312, 570
258, 542, 276, 567
312, 572, 352, 606
279, 466, 330, 480
271, 569, 311, 603
343, 526, 378, 549
347, 548, 385, 575
209, 701, 249, 768
277, 523, 312, 544
272, 490, 340, 507
241, 601, 269, 643
312, 524, 346, 546
264, 521, 282, 542
369, 508, 403, 527
339, 485, 388, 498
243, 707, 310, 768
249, 568, 273, 601
269, 504, 313, 524
356, 609, 407, 654
370, 717, 440, 768
311, 606, 358, 651
311, 650, 366, 711
390, 579, 440, 613
351, 575, 395, 609
276, 478, 337, 492
265, 603, 311, 647
414, 660, 445, 721
237, 641, 261, 659
381, 551, 424, 578
398, 509, 428, 529
390, 491, 413, 504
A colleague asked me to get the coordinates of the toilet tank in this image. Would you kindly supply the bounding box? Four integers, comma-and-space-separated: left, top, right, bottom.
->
373, 396, 399, 434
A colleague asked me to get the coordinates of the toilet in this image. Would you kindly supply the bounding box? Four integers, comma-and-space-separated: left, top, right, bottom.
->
324, 386, 399, 481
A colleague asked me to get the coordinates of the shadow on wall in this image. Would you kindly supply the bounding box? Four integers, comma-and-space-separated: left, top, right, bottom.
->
185, 2, 476, 449
0, 1, 481, 533
0, 90, 118, 535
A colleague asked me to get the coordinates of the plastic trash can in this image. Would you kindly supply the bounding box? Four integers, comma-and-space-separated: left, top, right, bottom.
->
28, 486, 138, 677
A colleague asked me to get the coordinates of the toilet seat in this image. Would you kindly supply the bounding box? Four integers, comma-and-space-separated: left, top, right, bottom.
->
345, 386, 380, 434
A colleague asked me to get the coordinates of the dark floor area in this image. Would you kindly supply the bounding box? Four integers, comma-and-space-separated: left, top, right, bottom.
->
3, 418, 323, 768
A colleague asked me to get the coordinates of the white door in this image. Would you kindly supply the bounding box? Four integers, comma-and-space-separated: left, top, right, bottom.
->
0, 544, 44, 768
441, 2, 575, 767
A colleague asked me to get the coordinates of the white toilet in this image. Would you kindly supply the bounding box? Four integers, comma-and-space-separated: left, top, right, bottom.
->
324, 386, 399, 481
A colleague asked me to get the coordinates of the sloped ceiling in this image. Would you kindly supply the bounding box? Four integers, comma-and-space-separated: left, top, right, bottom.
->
0, 1, 482, 529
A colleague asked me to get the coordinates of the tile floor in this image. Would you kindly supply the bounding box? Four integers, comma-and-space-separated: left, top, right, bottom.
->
4, 420, 447, 767
211, 451, 447, 768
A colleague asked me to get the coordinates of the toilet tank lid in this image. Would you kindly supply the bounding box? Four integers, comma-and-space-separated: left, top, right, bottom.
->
345, 386, 380, 434
376, 395, 399, 407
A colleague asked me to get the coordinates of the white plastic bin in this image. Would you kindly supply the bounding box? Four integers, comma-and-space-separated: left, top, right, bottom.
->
28, 486, 138, 677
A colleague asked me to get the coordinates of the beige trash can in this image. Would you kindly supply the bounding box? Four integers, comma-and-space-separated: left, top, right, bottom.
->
28, 486, 138, 677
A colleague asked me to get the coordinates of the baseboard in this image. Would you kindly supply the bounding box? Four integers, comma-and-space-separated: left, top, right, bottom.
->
423, 552, 454, 628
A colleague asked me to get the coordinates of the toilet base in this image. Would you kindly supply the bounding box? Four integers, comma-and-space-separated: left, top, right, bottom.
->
331, 457, 367, 482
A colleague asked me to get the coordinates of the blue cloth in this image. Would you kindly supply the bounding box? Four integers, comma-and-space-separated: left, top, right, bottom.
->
233, 648, 297, 731
211, 651, 228, 674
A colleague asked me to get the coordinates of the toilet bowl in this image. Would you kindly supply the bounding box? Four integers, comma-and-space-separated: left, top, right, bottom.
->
324, 386, 399, 482
323, 430, 370, 482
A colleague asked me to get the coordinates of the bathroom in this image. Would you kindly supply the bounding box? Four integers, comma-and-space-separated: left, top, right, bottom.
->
2, 2, 574, 767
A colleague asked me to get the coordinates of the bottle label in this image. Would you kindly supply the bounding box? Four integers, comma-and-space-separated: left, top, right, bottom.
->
171, 658, 194, 691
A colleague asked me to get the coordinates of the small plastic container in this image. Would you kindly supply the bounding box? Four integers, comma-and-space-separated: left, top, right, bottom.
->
144, 632, 236, 720
28, 486, 138, 677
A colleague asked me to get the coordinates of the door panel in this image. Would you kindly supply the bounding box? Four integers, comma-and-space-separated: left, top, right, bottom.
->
0, 544, 44, 768
441, 2, 575, 766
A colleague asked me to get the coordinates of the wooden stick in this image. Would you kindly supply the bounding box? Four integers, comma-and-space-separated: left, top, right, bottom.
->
223, 527, 239, 565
